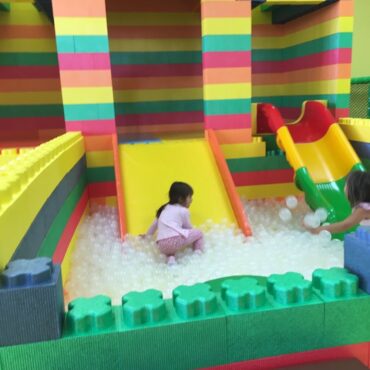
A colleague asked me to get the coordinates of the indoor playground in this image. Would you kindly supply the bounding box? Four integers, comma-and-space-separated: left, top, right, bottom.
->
1, 0, 370, 369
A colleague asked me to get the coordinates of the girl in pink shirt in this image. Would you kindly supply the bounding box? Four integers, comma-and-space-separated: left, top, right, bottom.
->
308, 171, 370, 234
146, 182, 204, 264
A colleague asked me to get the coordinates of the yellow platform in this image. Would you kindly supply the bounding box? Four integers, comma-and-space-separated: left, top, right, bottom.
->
119, 138, 236, 235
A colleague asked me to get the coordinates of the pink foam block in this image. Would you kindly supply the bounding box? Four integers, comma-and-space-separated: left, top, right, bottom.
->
205, 113, 251, 130
66, 119, 116, 134
253, 49, 352, 74
111, 63, 202, 77
58, 53, 111, 70
203, 51, 251, 69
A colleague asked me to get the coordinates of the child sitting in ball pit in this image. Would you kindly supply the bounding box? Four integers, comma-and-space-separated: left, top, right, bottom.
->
308, 171, 370, 234
145, 181, 204, 265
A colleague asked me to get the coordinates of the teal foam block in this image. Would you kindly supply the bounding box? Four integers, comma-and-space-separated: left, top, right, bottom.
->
312, 267, 370, 347
203, 35, 252, 53
64, 104, 115, 121
221, 274, 325, 362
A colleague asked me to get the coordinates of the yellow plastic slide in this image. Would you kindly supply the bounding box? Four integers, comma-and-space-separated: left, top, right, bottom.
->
119, 138, 236, 235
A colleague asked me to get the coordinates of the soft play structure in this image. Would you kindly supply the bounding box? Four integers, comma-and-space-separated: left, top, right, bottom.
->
259, 100, 365, 238
3, 0, 370, 369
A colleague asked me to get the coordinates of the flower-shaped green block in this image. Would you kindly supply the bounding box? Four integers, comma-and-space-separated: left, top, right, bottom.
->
173, 283, 217, 319
221, 277, 266, 311
122, 289, 167, 327
267, 272, 312, 305
312, 267, 359, 299
66, 295, 115, 335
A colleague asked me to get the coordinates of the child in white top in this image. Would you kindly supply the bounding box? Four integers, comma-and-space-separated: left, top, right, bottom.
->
308, 171, 370, 234
146, 182, 204, 264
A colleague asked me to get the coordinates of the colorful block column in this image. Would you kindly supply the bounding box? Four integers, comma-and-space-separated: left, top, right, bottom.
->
0, 2, 64, 142
201, 0, 252, 134
52, 0, 117, 205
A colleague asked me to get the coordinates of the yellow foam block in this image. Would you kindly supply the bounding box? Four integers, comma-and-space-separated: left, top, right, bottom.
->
253, 17, 352, 49
251, 103, 258, 135
252, 7, 272, 25
253, 79, 350, 97
108, 12, 200, 26
204, 83, 251, 100
339, 119, 370, 142
0, 3, 50, 25
0, 91, 62, 105
109, 38, 202, 52
294, 124, 361, 183
115, 88, 203, 103
54, 17, 108, 36
1, 148, 17, 155
221, 140, 266, 159
0, 136, 85, 269
61, 205, 88, 286
0, 39, 56, 52
86, 150, 114, 168
237, 182, 301, 200
202, 18, 251, 36
61, 87, 114, 105
0, 156, 17, 167
119, 139, 236, 235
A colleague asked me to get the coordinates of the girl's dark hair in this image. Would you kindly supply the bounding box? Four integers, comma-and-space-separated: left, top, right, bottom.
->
346, 170, 370, 207
156, 182, 193, 218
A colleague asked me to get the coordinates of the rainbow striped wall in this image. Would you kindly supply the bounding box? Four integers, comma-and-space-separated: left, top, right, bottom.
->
252, 0, 353, 122
106, 0, 203, 136
0, 3, 64, 142
201, 0, 252, 133
52, 0, 117, 204
222, 134, 300, 199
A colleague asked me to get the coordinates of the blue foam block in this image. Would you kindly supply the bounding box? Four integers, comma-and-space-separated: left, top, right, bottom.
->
0, 257, 64, 346
344, 227, 370, 294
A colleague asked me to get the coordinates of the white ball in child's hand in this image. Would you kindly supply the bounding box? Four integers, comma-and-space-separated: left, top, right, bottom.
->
303, 213, 321, 229
318, 230, 332, 242
315, 208, 328, 223
279, 208, 292, 222
285, 195, 298, 209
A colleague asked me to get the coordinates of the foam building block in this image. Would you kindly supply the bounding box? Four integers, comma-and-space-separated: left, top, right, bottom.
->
0, 284, 228, 370
0, 257, 64, 346
312, 267, 370, 347
117, 284, 228, 369
219, 273, 325, 362
344, 227, 370, 294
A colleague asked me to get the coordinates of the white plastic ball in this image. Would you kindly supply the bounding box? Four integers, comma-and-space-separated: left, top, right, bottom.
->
303, 213, 321, 229
285, 195, 298, 209
279, 208, 292, 222
315, 208, 328, 223
318, 230, 332, 242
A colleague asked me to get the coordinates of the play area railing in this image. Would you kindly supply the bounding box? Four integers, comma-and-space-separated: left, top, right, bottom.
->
350, 77, 370, 119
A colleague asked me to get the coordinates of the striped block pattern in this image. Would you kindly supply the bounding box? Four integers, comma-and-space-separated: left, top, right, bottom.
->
252, 0, 353, 123
223, 134, 300, 199
106, 0, 203, 136
0, 3, 64, 141
52, 0, 117, 203
201, 0, 252, 131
